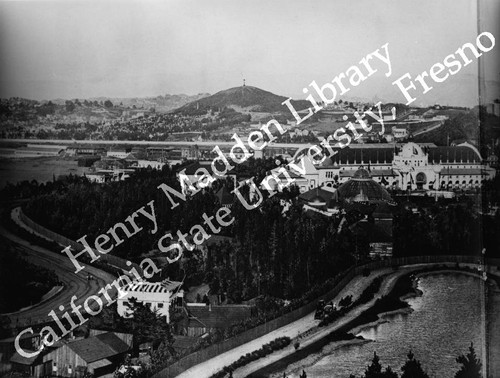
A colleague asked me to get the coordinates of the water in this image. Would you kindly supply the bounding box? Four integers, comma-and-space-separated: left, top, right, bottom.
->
0, 158, 89, 189
280, 272, 485, 378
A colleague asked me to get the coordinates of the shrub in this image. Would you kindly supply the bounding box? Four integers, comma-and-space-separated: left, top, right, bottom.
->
210, 337, 291, 378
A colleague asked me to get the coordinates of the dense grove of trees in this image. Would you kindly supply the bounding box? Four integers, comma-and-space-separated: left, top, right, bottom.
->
4, 159, 498, 303
393, 202, 482, 256
348, 344, 482, 378
19, 163, 356, 301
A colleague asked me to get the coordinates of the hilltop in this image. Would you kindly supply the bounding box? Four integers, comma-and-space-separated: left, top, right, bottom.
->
174, 85, 310, 117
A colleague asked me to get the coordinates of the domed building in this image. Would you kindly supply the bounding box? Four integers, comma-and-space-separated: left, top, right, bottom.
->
298, 187, 336, 212
335, 167, 393, 203
328, 167, 396, 259
288, 141, 495, 192
328, 167, 395, 213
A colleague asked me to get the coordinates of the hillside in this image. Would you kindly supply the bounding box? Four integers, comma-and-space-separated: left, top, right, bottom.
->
48, 93, 210, 113
174, 85, 310, 117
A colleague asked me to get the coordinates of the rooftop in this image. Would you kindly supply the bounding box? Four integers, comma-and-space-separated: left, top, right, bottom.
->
186, 304, 252, 329
334, 167, 394, 205
122, 279, 182, 294
66, 332, 129, 363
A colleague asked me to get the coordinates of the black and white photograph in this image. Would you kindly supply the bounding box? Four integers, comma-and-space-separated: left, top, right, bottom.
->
0, 1, 499, 377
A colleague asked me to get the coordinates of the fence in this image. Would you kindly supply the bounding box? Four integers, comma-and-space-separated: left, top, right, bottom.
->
153, 254, 496, 377
17, 208, 500, 378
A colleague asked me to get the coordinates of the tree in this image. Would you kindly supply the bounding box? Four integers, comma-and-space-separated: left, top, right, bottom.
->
401, 351, 429, 378
383, 366, 398, 378
104, 100, 114, 108
65, 100, 75, 112
364, 352, 399, 378
364, 352, 383, 377
149, 342, 176, 374
454, 343, 482, 378
123, 298, 173, 347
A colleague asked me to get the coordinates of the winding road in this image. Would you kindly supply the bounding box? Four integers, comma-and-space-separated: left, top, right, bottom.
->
0, 209, 116, 328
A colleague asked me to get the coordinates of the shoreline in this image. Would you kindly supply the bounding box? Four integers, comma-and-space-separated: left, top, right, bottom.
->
248, 266, 475, 378
269, 338, 371, 378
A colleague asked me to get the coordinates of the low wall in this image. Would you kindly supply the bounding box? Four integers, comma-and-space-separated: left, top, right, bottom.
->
154, 254, 494, 378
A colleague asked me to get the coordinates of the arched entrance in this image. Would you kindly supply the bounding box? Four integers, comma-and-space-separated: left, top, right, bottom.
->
416, 172, 427, 190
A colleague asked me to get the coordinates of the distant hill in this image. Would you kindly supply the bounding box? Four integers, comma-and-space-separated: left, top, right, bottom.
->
48, 93, 210, 112
174, 85, 311, 116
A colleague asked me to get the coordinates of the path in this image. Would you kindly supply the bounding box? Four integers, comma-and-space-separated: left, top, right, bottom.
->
176, 267, 402, 378
0, 208, 116, 328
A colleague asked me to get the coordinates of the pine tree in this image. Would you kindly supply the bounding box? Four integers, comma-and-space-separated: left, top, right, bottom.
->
364, 352, 399, 378
364, 352, 383, 377
455, 342, 482, 378
401, 350, 429, 378
384, 366, 398, 378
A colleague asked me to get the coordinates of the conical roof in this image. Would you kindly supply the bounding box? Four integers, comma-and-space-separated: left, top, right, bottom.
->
336, 167, 393, 204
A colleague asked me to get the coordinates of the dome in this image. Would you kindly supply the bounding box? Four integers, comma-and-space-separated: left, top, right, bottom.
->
400, 142, 424, 158
321, 157, 334, 167
336, 167, 393, 204
353, 167, 371, 179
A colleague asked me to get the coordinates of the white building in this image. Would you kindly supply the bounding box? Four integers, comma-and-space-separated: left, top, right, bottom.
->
391, 127, 408, 140
283, 142, 495, 191
136, 160, 166, 170
107, 148, 130, 159
117, 279, 183, 323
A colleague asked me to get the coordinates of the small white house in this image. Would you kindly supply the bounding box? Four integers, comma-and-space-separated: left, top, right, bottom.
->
117, 279, 183, 323
391, 127, 408, 140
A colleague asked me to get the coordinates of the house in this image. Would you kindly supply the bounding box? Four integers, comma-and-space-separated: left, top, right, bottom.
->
107, 147, 130, 159
117, 279, 183, 323
180, 304, 254, 337
67, 145, 105, 156
14, 145, 65, 158
10, 332, 131, 378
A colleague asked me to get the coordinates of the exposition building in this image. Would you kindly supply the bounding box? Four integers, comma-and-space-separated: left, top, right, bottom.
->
287, 141, 495, 192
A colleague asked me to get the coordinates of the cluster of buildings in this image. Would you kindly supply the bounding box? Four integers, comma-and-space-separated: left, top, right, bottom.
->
3, 330, 133, 378
280, 141, 495, 193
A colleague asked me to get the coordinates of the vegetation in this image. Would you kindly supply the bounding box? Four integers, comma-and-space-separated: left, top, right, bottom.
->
348, 344, 482, 378
175, 85, 310, 117
400, 351, 429, 378
318, 277, 383, 327
16, 164, 357, 302
454, 342, 482, 378
209, 336, 291, 378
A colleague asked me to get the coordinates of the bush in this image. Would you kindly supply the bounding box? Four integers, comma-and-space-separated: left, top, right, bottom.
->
210, 337, 291, 378
338, 295, 353, 308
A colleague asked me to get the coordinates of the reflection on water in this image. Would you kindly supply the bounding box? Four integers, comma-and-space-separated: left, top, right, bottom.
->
284, 273, 484, 378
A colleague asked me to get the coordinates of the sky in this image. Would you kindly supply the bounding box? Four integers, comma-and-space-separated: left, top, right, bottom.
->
0, 0, 499, 107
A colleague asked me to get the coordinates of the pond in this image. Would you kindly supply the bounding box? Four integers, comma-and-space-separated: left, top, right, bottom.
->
279, 272, 485, 378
